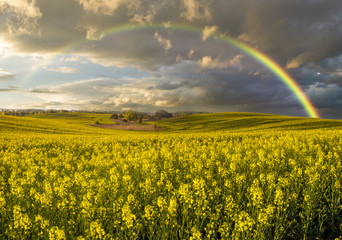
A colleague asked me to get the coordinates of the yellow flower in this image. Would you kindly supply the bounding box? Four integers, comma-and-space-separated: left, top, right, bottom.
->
89, 221, 106, 239
49, 226, 65, 240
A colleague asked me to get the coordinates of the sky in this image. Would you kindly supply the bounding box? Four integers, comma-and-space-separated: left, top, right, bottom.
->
0, 0, 342, 119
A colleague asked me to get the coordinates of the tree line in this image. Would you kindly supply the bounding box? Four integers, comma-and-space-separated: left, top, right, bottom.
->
110, 110, 173, 123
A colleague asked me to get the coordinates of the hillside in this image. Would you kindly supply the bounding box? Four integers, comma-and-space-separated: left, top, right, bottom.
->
1, 112, 342, 135
147, 112, 342, 132
0, 112, 115, 135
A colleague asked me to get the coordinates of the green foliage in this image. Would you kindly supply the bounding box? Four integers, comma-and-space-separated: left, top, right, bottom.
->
110, 113, 119, 119
155, 109, 172, 119
124, 110, 139, 121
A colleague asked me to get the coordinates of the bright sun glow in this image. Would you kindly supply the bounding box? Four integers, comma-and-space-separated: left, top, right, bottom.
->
0, 38, 13, 57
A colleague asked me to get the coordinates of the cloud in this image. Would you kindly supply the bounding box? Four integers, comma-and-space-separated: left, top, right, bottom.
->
307, 83, 342, 108
27, 101, 63, 109
0, 0, 342, 117
27, 88, 64, 94
47, 66, 79, 74
0, 38, 13, 56
286, 52, 313, 69
198, 56, 232, 69
77, 0, 123, 15
0, 0, 341, 67
0, 68, 16, 81
0, 0, 42, 35
202, 25, 218, 41
180, 0, 212, 22
22, 60, 307, 115
1, 0, 340, 72
0, 86, 19, 91
234, 0, 342, 66
130, 13, 154, 24
0, 68, 11, 75
154, 32, 172, 51
0, 74, 16, 81
62, 56, 81, 62
188, 49, 195, 58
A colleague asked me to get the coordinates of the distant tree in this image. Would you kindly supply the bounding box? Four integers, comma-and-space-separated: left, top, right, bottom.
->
110, 113, 119, 119
124, 110, 134, 121
155, 110, 172, 119
124, 110, 139, 121
142, 113, 149, 120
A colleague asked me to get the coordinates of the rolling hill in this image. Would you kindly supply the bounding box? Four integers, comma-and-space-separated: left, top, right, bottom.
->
1, 112, 342, 134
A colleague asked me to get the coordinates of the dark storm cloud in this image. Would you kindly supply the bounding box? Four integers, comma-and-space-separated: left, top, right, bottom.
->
209, 0, 342, 68
308, 83, 342, 108
2, 0, 341, 69
159, 61, 299, 110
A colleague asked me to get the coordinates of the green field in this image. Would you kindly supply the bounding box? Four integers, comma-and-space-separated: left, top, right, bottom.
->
1, 112, 342, 239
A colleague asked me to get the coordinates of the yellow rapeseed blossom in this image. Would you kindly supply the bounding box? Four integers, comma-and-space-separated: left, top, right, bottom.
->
0, 125, 341, 239
49, 226, 65, 240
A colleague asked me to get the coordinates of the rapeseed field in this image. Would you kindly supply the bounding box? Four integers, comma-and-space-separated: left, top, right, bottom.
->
0, 113, 342, 239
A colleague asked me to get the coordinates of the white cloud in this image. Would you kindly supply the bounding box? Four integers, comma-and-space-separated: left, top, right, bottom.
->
62, 56, 81, 62
198, 55, 243, 69
154, 32, 172, 51
198, 56, 231, 69
77, 0, 123, 15
0, 68, 15, 81
202, 25, 218, 41
0, 0, 42, 34
230, 54, 243, 66
0, 68, 11, 75
188, 49, 195, 58
47, 66, 79, 74
0, 38, 13, 56
180, 0, 212, 22
0, 0, 42, 19
85, 27, 105, 40
130, 13, 154, 24
77, 0, 151, 17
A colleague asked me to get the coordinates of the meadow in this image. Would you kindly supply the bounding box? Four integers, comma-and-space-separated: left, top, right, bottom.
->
0, 112, 342, 239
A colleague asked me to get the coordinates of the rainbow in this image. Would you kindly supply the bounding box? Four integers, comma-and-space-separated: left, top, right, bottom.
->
23, 23, 320, 118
